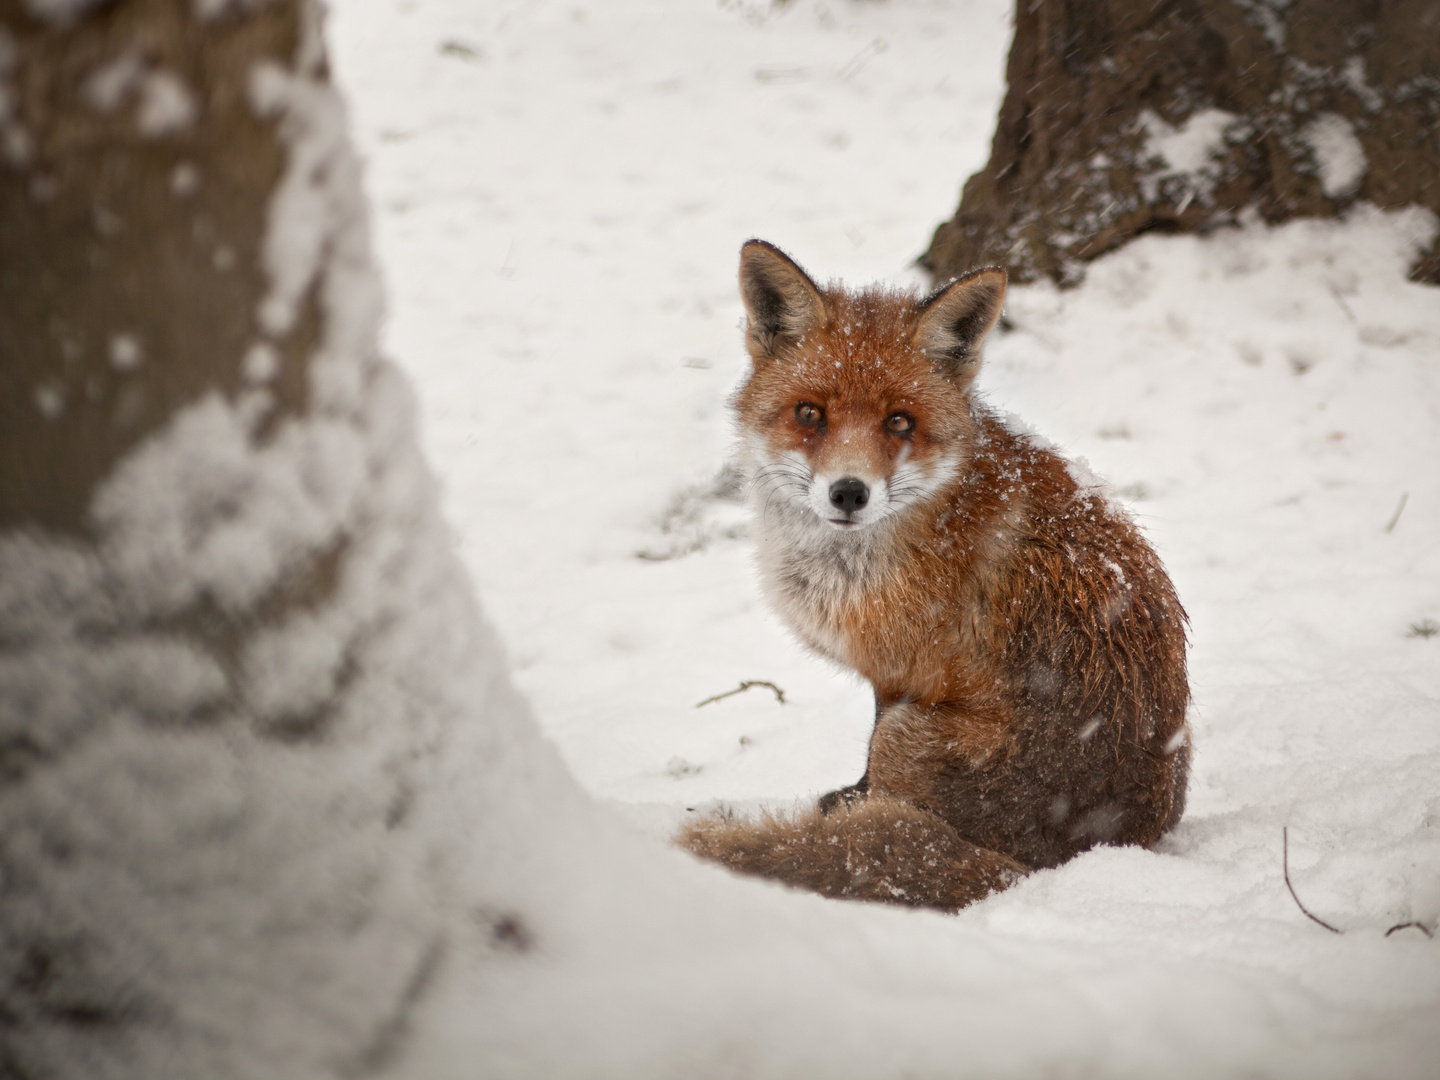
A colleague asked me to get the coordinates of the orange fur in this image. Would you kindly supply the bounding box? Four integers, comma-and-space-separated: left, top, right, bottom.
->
677, 242, 1190, 909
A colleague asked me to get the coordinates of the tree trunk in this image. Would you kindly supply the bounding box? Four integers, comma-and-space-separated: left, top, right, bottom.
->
922, 0, 1440, 287
0, 0, 318, 533
0, 2, 562, 1075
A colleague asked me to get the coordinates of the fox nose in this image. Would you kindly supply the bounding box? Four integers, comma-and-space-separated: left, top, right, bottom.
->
829, 477, 869, 513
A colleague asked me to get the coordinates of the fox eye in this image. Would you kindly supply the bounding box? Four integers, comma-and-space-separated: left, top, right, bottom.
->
795, 403, 825, 428
885, 411, 915, 435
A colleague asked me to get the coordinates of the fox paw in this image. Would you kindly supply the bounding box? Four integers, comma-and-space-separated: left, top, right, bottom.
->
818, 781, 869, 815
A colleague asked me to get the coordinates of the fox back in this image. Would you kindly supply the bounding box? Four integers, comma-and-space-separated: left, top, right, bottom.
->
679, 241, 1190, 911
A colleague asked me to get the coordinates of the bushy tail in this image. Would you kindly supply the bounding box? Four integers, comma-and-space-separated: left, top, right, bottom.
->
677, 794, 1027, 913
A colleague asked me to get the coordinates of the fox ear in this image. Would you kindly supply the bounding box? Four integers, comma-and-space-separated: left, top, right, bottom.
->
914, 266, 1006, 378
739, 240, 828, 363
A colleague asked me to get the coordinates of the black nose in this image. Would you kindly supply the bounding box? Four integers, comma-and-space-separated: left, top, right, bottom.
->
829, 477, 869, 513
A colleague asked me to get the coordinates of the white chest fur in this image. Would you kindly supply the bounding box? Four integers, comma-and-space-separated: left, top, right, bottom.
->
751, 504, 898, 666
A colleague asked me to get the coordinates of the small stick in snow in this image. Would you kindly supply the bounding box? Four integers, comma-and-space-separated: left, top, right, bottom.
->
1282, 827, 1342, 934
1327, 283, 1357, 323
696, 680, 786, 709
1384, 921, 1434, 938
1384, 492, 1408, 533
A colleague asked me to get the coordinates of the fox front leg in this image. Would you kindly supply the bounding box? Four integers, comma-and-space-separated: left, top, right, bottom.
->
817, 686, 888, 815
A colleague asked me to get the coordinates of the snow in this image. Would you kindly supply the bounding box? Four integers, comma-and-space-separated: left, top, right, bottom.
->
242, 340, 280, 383
1341, 56, 1384, 114
32, 381, 64, 419
82, 53, 145, 113
82, 52, 197, 136
1137, 107, 1242, 208
135, 68, 196, 136
249, 59, 352, 338
107, 332, 143, 371
325, 0, 1440, 1071
1301, 112, 1368, 199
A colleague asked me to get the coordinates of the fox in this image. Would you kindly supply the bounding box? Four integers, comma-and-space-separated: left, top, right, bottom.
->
677, 241, 1191, 912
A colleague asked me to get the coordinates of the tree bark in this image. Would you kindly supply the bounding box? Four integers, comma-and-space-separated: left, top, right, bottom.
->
922, 0, 1440, 287
0, 0, 318, 533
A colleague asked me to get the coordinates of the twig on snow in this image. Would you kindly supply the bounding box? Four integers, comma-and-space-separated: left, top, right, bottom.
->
1283, 827, 1342, 934
1327, 283, 1357, 324
695, 680, 786, 709
1384, 921, 1434, 938
1384, 492, 1408, 533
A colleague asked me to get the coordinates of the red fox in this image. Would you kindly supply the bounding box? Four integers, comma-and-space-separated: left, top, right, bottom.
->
678, 241, 1191, 912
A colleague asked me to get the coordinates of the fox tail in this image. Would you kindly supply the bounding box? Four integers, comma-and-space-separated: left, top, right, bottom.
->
677, 794, 1027, 912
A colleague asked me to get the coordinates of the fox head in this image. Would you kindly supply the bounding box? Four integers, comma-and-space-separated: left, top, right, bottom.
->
732, 240, 1006, 536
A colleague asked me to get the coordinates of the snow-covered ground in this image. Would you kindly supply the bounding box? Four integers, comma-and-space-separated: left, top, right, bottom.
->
329, 0, 1440, 1073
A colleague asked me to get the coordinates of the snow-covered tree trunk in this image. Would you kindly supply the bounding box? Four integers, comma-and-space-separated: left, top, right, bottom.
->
922, 0, 1440, 287
0, 1, 577, 1074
